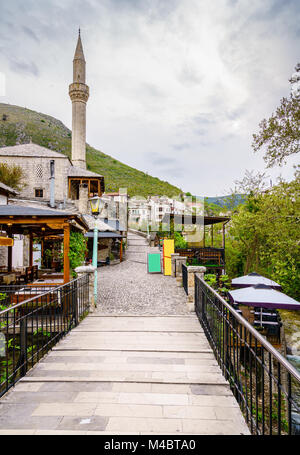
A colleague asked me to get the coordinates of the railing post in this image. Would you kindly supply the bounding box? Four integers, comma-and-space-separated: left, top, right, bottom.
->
19, 316, 27, 377
174, 256, 187, 284
186, 266, 206, 311
74, 266, 97, 312
171, 253, 180, 277
73, 281, 79, 326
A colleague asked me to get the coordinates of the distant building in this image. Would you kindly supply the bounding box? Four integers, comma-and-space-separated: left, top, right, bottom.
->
128, 196, 185, 231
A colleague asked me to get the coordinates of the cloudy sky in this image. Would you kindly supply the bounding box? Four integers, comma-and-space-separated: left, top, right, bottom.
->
0, 0, 299, 196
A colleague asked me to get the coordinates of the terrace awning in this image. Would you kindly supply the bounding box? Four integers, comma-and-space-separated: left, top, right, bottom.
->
228, 284, 300, 310
85, 232, 125, 239
0, 205, 88, 283
161, 213, 230, 225
231, 272, 281, 290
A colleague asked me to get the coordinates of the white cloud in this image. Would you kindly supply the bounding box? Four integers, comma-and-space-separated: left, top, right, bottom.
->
0, 0, 299, 195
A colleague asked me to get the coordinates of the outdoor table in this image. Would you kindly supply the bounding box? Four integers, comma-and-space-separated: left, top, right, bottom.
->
13, 283, 62, 311
254, 312, 278, 317
0, 272, 16, 285
32, 278, 64, 285
41, 273, 64, 280
253, 321, 280, 326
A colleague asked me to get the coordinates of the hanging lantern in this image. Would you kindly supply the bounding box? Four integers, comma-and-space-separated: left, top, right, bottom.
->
89, 195, 102, 217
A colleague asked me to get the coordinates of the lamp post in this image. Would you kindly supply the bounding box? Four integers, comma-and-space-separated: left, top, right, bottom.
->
89, 195, 102, 305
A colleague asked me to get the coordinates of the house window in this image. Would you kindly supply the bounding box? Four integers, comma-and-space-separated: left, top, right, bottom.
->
35, 189, 43, 198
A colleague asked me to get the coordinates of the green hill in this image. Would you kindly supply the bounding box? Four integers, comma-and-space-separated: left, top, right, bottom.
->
205, 194, 246, 208
0, 103, 182, 197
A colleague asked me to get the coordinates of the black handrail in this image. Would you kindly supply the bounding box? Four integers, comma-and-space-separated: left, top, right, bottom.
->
0, 275, 89, 398
0, 285, 58, 310
195, 273, 300, 435
182, 263, 188, 295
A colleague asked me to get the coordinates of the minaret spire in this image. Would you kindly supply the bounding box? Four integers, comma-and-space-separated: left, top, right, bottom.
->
69, 30, 89, 169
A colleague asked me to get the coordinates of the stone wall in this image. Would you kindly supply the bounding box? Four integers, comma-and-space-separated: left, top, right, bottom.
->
0, 194, 7, 205
0, 246, 7, 267
78, 184, 89, 214
98, 239, 112, 261
0, 156, 69, 202
23, 236, 30, 267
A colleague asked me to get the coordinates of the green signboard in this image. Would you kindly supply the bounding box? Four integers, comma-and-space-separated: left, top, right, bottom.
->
147, 253, 162, 273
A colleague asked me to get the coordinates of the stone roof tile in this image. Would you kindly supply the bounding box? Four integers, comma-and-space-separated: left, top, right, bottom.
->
0, 143, 70, 160
68, 166, 103, 178
0, 182, 18, 195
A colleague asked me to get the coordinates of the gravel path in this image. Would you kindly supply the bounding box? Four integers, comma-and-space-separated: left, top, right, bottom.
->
96, 232, 189, 315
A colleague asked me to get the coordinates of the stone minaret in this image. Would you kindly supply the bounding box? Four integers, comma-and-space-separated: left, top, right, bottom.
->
69, 30, 89, 169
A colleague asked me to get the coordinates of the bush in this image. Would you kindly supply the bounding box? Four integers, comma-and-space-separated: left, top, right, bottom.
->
68, 232, 88, 275
174, 231, 187, 249
0, 163, 26, 191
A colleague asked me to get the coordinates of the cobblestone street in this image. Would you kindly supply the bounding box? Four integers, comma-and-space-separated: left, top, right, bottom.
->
97, 232, 190, 315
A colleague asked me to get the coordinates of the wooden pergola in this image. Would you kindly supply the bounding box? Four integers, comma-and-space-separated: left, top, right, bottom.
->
161, 213, 230, 273
162, 214, 230, 248
0, 206, 88, 284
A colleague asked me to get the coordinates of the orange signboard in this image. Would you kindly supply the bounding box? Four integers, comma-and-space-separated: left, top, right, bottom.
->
0, 237, 14, 247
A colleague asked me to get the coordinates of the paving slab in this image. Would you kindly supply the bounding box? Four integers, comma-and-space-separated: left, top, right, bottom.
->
0, 233, 250, 435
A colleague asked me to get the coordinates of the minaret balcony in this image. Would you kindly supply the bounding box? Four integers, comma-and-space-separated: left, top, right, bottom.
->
69, 83, 89, 103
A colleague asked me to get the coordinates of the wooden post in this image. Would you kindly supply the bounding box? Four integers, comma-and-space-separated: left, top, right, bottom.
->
29, 233, 33, 267
119, 239, 123, 262
7, 227, 12, 272
41, 238, 44, 267
222, 223, 225, 249
63, 223, 70, 283
211, 224, 214, 247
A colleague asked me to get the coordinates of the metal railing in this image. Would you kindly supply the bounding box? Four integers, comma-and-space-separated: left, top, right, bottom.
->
175, 247, 225, 266
182, 263, 188, 295
0, 274, 89, 398
195, 273, 300, 435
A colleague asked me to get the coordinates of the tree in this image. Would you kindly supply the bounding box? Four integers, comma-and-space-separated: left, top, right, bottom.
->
252, 63, 300, 167
226, 176, 300, 299
204, 200, 222, 216
234, 170, 269, 195
0, 163, 26, 191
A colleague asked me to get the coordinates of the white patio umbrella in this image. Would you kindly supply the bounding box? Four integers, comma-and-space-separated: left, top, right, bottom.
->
228, 284, 300, 310
231, 272, 281, 290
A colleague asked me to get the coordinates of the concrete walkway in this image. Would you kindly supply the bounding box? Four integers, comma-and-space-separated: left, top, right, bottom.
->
0, 233, 250, 435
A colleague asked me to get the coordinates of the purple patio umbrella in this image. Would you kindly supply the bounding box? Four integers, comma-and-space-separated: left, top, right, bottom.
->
231, 272, 281, 290
228, 284, 300, 310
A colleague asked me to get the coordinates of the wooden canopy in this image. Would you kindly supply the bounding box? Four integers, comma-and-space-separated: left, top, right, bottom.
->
161, 213, 230, 249
161, 213, 230, 226
0, 206, 88, 283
